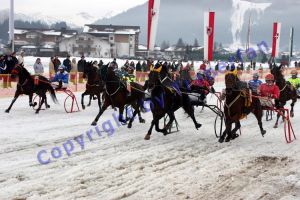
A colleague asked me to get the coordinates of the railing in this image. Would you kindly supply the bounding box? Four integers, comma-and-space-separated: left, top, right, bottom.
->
0, 67, 298, 98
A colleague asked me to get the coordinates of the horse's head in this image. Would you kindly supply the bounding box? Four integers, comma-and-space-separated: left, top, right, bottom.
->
271, 64, 284, 81
225, 73, 238, 90
148, 70, 161, 89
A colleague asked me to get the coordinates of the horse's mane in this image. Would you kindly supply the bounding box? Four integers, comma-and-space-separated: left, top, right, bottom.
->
20, 65, 32, 78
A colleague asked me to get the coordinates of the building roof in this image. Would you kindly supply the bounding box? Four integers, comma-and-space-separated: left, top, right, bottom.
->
83, 24, 140, 35
13, 27, 77, 37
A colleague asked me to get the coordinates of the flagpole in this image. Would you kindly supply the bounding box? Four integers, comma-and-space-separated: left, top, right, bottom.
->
288, 27, 294, 67
9, 0, 14, 52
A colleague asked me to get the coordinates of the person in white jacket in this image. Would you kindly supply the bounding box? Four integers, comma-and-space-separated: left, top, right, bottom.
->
33, 58, 44, 75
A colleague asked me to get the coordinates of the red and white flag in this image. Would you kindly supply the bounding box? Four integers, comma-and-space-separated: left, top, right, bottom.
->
271, 22, 281, 58
204, 11, 215, 61
147, 0, 160, 51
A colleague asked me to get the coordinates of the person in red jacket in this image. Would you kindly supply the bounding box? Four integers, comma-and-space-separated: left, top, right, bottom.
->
258, 73, 280, 107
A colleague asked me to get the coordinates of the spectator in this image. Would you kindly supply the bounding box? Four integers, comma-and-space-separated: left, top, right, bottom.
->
70, 58, 77, 84
33, 58, 44, 75
63, 55, 72, 72
129, 61, 135, 70
98, 60, 103, 68
141, 61, 147, 72
0, 54, 6, 75
51, 66, 69, 89
18, 51, 25, 65
111, 58, 118, 69
4, 52, 18, 88
49, 57, 55, 79
77, 55, 86, 83
53, 55, 61, 72
294, 61, 298, 68
136, 61, 142, 72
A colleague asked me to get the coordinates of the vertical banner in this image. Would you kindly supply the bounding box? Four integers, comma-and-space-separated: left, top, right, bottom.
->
289, 27, 294, 58
271, 22, 281, 58
204, 11, 215, 61
147, 0, 160, 51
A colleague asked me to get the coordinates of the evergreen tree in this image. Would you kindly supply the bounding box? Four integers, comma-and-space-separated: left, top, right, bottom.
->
193, 38, 199, 47
160, 40, 170, 51
176, 38, 185, 48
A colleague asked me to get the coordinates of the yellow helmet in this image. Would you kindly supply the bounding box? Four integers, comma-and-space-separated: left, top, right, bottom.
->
291, 69, 298, 75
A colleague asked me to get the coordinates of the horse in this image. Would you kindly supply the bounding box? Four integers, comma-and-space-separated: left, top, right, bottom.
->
144, 70, 202, 140
81, 61, 104, 110
219, 73, 266, 143
91, 65, 145, 128
271, 64, 297, 128
5, 64, 58, 113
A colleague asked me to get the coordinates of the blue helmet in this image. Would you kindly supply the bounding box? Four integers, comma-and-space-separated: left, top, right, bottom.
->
230, 63, 235, 71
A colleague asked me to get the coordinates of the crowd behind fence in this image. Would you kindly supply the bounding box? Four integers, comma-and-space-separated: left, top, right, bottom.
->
0, 67, 298, 98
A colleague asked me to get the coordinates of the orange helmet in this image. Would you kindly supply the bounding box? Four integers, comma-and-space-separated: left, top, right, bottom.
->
265, 74, 274, 81
291, 69, 298, 75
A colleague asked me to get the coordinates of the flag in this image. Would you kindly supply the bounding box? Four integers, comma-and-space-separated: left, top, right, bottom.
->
236, 49, 243, 62
271, 22, 281, 58
204, 11, 215, 61
147, 0, 160, 51
257, 41, 269, 54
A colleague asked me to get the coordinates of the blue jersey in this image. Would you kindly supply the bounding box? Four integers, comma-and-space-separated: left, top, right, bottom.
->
51, 71, 69, 83
248, 79, 262, 92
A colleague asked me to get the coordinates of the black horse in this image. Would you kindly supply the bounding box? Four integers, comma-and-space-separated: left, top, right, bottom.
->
271, 64, 297, 128
81, 61, 104, 110
91, 66, 145, 128
219, 73, 266, 143
5, 64, 58, 113
144, 70, 202, 140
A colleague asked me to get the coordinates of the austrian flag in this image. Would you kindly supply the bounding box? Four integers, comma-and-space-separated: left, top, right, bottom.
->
271, 22, 281, 58
204, 11, 215, 61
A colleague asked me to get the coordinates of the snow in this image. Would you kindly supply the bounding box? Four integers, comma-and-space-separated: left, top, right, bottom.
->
0, 81, 300, 199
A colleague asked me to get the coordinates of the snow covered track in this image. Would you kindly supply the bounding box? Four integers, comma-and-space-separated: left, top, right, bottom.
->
0, 92, 300, 200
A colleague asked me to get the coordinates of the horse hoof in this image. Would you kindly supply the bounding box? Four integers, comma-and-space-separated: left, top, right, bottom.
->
225, 137, 231, 142
290, 113, 294, 118
163, 129, 169, 136
87, 104, 91, 107
46, 105, 50, 109
35, 111, 39, 114
128, 124, 132, 128
273, 124, 278, 128
261, 130, 266, 137
195, 123, 202, 129
82, 105, 85, 110
91, 121, 97, 126
144, 134, 151, 140
5, 109, 9, 113
218, 137, 225, 143
139, 119, 145, 123
120, 121, 127, 125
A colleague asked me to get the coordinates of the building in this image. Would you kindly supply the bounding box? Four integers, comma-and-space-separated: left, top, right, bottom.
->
14, 27, 77, 56
59, 33, 111, 58
83, 24, 140, 58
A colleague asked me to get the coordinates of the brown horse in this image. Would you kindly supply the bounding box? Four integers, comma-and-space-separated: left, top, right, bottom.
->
219, 73, 266, 143
5, 64, 58, 113
91, 66, 145, 128
144, 70, 202, 140
271, 64, 297, 128
81, 61, 104, 110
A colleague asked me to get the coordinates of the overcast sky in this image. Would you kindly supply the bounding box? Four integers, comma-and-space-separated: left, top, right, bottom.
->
2, 0, 148, 20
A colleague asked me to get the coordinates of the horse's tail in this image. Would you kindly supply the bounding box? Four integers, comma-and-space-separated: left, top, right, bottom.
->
47, 84, 58, 104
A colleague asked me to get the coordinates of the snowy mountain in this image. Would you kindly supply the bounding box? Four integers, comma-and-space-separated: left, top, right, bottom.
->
0, 9, 95, 28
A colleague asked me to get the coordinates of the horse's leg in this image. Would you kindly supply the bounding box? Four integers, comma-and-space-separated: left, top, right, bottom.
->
35, 95, 45, 114
91, 99, 109, 126
163, 111, 176, 135
145, 119, 155, 140
44, 93, 50, 109
254, 109, 266, 136
5, 91, 20, 113
230, 121, 241, 140
128, 106, 139, 128
219, 119, 230, 143
290, 100, 296, 118
87, 95, 92, 106
81, 91, 87, 110
118, 106, 127, 125
97, 94, 101, 112
183, 104, 202, 129
29, 93, 35, 107
274, 110, 281, 128
225, 122, 233, 142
